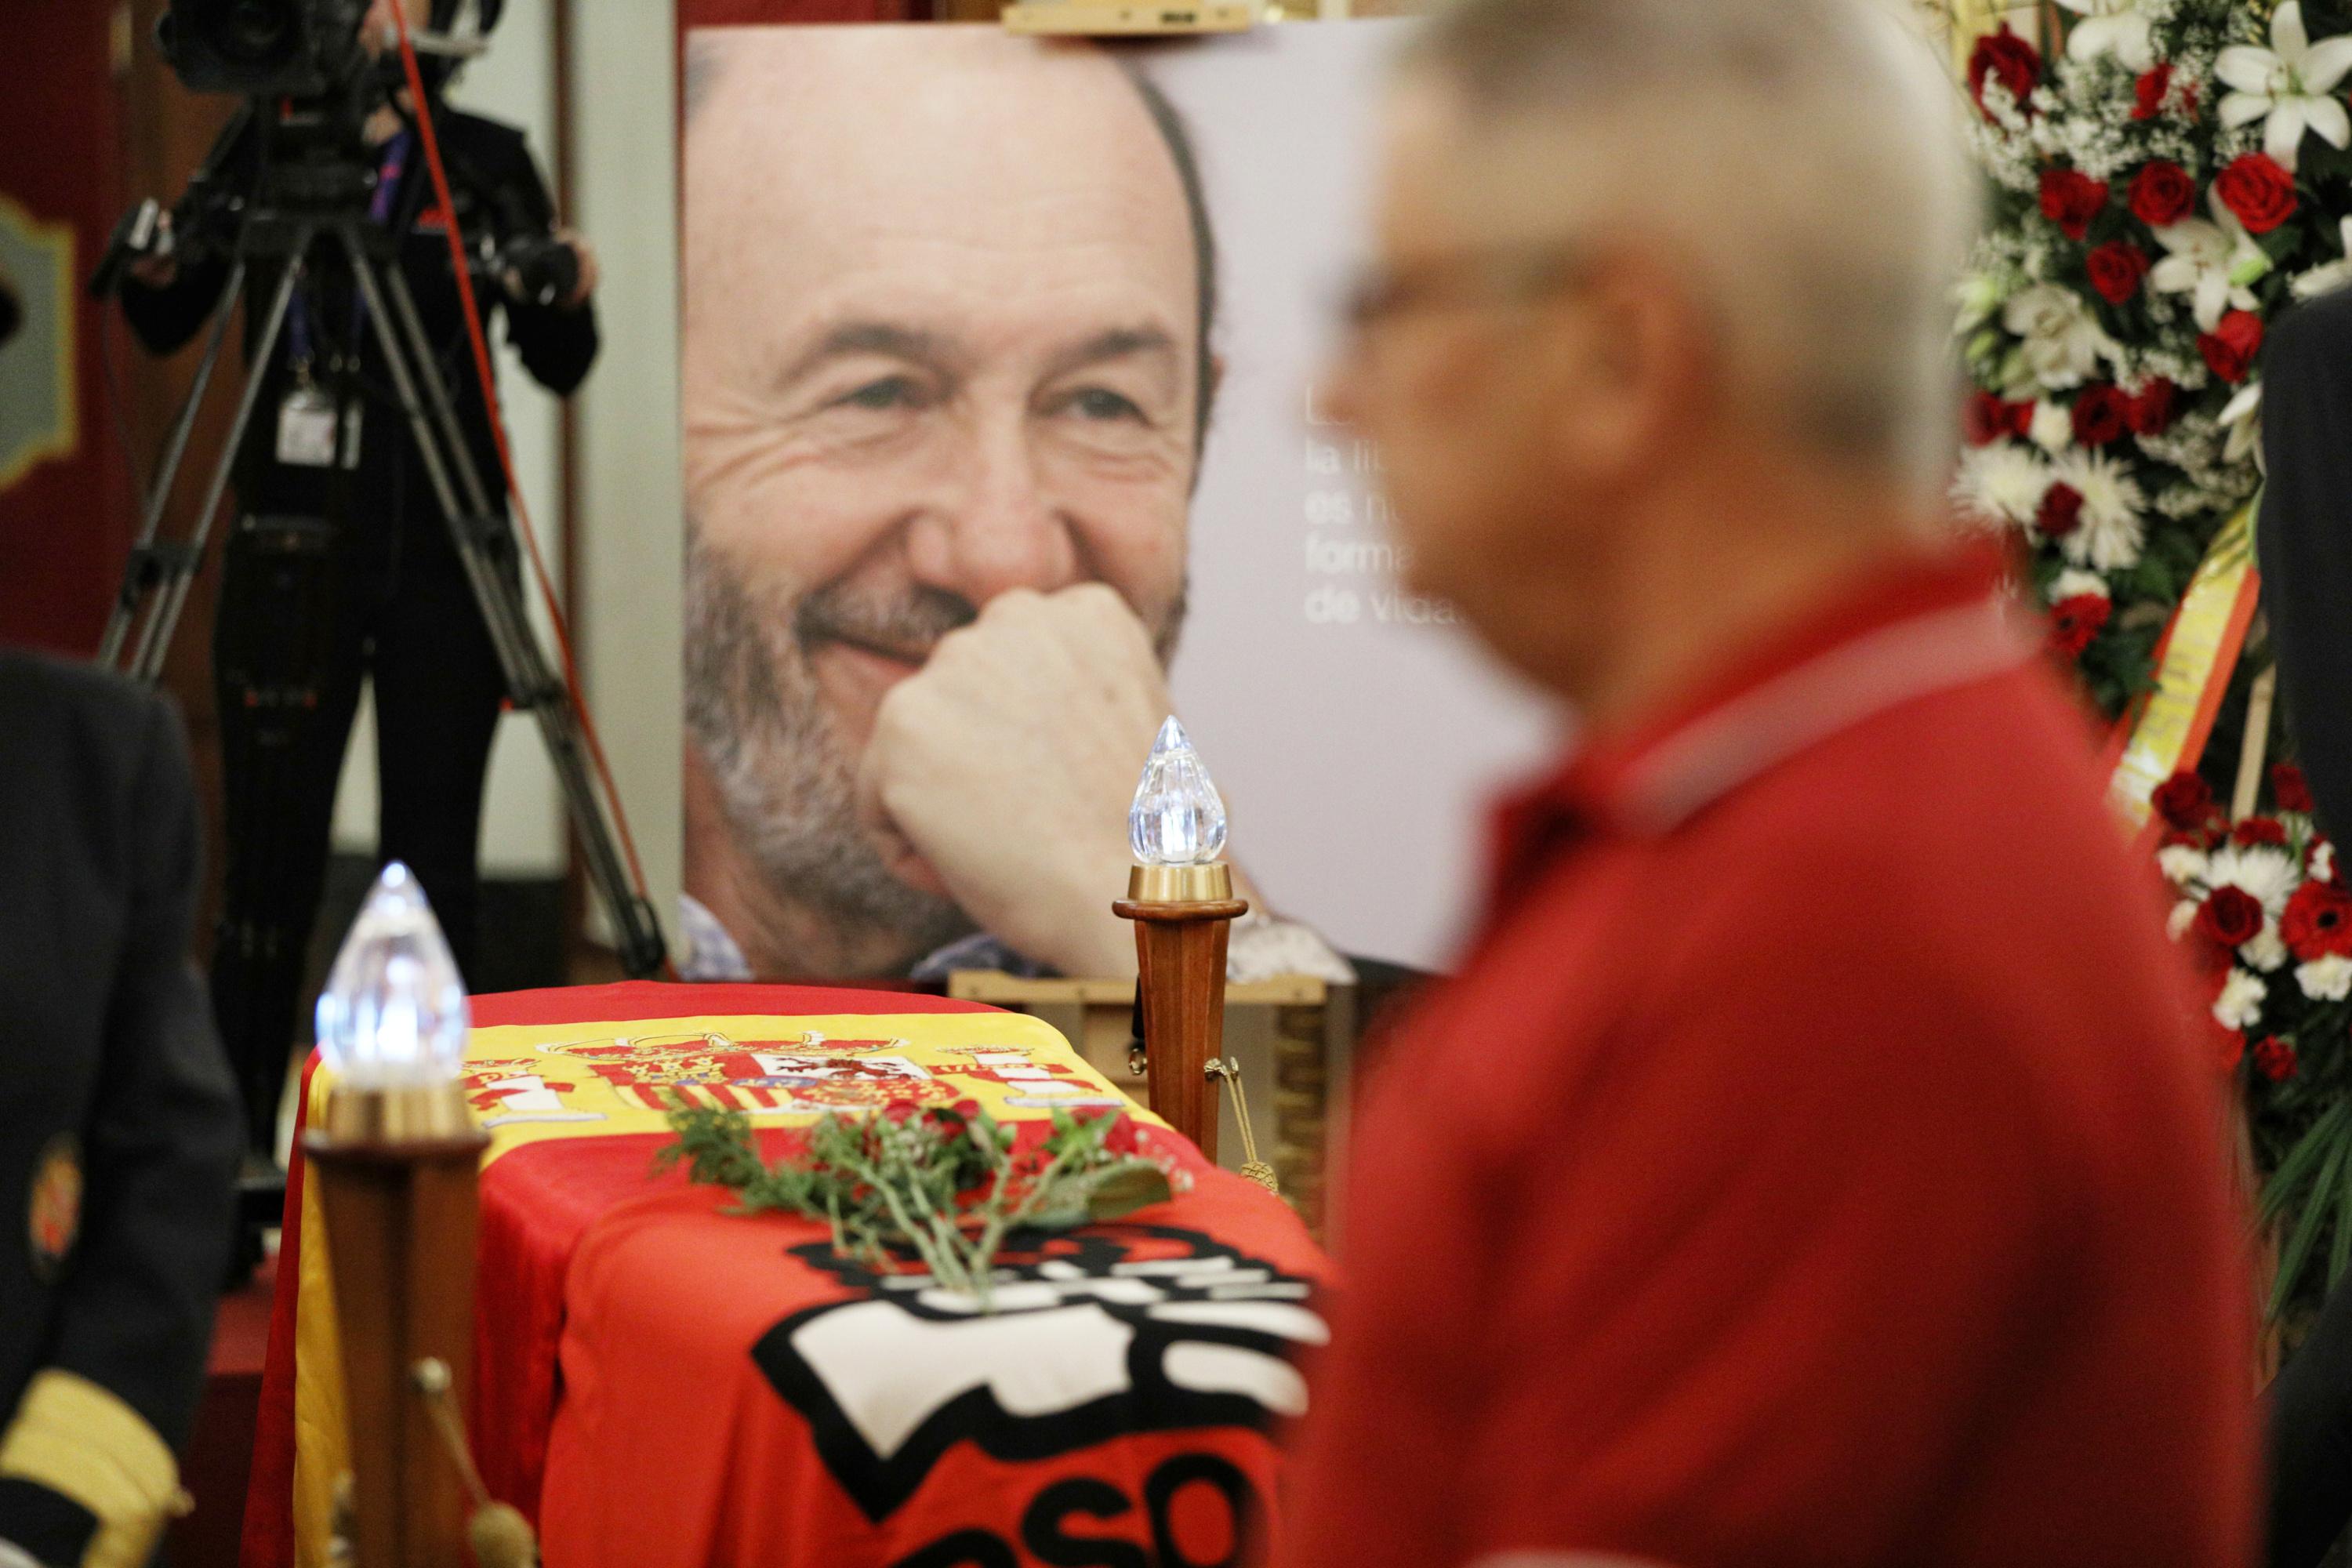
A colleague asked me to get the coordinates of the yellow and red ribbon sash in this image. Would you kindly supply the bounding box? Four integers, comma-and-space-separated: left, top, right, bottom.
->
2107, 503, 2261, 850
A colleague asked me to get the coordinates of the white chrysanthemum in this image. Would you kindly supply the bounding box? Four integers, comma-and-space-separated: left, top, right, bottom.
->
2298, 953, 2352, 1001
2206, 841, 2303, 916
1954, 443, 2052, 527
2159, 844, 2211, 884
2049, 450, 2147, 570
2030, 401, 2076, 452
2214, 967, 2268, 1029
2245, 924, 2291, 972
2315, 841, 2337, 883
2169, 898, 2202, 940
2003, 284, 2122, 389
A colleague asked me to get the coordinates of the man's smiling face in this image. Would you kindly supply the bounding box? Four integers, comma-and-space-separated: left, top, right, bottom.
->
683, 31, 1201, 945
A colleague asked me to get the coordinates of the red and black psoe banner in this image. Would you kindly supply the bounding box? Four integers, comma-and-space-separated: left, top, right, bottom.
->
244, 983, 1330, 1568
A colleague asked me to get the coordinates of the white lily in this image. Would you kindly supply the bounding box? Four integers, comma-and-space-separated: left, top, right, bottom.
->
2002, 283, 2122, 390
2221, 380, 2265, 469
2057, 0, 2157, 70
2216, 1, 2352, 169
2293, 216, 2352, 298
2151, 192, 2268, 331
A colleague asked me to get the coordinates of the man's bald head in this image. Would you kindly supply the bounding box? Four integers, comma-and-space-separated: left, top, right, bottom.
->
684, 28, 1217, 448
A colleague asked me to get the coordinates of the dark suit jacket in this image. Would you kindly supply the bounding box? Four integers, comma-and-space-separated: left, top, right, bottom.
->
2259, 286, 2352, 1568
0, 653, 239, 1559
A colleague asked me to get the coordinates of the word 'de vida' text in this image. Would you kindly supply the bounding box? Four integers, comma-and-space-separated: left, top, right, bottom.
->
1300, 386, 1457, 629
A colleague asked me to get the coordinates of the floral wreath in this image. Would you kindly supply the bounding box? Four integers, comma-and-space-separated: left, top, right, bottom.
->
1950, 0, 2352, 1319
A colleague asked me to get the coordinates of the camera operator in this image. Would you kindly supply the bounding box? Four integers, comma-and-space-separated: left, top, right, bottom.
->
118, 0, 599, 1157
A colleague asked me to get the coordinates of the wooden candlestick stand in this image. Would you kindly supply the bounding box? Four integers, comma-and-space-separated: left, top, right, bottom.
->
305, 1088, 488, 1568
1115, 862, 1247, 1161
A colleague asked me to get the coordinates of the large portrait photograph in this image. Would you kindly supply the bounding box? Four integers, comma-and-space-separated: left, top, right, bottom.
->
677, 20, 1552, 985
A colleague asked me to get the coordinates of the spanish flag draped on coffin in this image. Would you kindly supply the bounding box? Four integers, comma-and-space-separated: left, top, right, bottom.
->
242, 982, 1330, 1568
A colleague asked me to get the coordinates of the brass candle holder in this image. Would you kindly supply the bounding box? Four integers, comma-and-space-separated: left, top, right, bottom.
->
1114, 720, 1247, 1160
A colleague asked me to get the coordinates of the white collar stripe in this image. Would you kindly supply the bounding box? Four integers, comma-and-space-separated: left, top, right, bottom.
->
1617, 597, 2033, 833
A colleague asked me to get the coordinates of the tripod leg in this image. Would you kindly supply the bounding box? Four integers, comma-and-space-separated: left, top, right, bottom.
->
128, 252, 307, 686
375, 256, 499, 522
340, 231, 668, 975
100, 259, 246, 669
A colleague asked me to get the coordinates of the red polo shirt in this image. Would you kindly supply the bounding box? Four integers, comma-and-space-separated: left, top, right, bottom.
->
1284, 547, 2256, 1568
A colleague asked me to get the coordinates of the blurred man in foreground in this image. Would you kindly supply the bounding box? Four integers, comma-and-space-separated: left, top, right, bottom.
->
1285, 1, 2257, 1564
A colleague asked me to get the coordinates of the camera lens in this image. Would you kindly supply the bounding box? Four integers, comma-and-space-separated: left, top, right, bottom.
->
216, 0, 294, 64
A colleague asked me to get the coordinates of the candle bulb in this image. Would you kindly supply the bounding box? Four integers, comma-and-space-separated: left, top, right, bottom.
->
315, 862, 471, 1091
1130, 716, 1229, 868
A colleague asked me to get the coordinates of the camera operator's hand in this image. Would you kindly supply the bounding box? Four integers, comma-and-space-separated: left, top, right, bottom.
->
127, 212, 179, 290
556, 228, 597, 310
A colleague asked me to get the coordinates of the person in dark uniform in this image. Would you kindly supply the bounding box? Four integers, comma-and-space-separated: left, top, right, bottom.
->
0, 652, 240, 1568
118, 6, 598, 1157
2258, 285, 2352, 1568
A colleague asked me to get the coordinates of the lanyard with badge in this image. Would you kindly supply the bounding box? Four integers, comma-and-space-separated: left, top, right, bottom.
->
274, 281, 365, 470
273, 129, 409, 472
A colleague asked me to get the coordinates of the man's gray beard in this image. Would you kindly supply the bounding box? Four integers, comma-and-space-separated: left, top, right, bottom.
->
683, 532, 973, 965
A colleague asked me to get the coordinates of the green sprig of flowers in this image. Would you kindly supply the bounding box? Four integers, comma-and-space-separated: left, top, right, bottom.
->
655, 1097, 1172, 1310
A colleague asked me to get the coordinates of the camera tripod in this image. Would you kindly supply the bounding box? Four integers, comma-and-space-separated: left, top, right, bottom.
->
99, 160, 668, 982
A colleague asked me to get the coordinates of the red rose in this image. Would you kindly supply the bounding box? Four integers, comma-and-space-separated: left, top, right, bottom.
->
2037, 481, 2085, 538
2198, 885, 2266, 948
2275, 762, 2316, 815
2049, 593, 2111, 657
2154, 769, 2217, 830
2071, 384, 2132, 446
2200, 310, 2264, 384
1963, 391, 2031, 447
2132, 64, 2194, 119
2041, 169, 2110, 240
2255, 1035, 2299, 1083
2129, 160, 2198, 227
2085, 240, 2152, 304
2129, 377, 2179, 435
2284, 880, 2352, 960
2215, 152, 2299, 234
2233, 816, 2289, 848
1969, 25, 2042, 117
882, 1098, 920, 1124
1102, 1115, 1142, 1157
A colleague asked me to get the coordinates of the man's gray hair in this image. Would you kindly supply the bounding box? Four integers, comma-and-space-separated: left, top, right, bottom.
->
1402, 0, 1980, 499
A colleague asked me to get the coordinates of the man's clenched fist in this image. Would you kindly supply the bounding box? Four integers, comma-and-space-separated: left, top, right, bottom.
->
857, 584, 1171, 978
